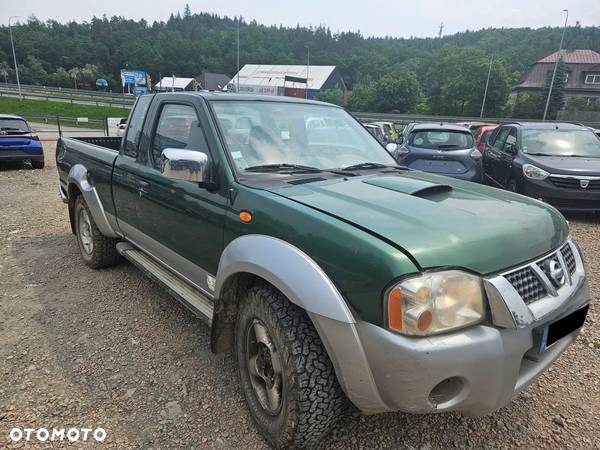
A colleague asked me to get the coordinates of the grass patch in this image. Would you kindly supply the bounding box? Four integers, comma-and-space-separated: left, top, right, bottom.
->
0, 97, 130, 129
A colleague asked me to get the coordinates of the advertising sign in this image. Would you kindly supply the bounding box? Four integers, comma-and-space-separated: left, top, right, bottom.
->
238, 84, 278, 96
120, 69, 150, 95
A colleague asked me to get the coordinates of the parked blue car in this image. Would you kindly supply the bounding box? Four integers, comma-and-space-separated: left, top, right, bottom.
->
0, 114, 44, 169
390, 123, 482, 182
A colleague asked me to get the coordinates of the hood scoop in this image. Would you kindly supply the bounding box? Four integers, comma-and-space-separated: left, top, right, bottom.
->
363, 176, 452, 197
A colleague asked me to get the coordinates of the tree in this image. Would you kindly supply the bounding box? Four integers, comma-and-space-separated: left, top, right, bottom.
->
372, 71, 421, 113
184, 4, 192, 19
347, 82, 376, 111
424, 46, 510, 116
511, 92, 544, 119
541, 57, 567, 120
317, 88, 344, 106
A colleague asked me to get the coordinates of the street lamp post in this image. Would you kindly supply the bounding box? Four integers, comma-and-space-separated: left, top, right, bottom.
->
236, 17, 240, 93
8, 16, 22, 99
543, 9, 569, 121
305, 45, 310, 99
480, 54, 494, 118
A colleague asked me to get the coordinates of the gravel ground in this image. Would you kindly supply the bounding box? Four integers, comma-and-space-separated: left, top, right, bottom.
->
1, 142, 599, 449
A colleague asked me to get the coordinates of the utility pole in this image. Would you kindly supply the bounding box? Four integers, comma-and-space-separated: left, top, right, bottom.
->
9, 16, 22, 99
543, 9, 569, 121
305, 45, 310, 99
480, 54, 494, 118
438, 23, 444, 38
236, 17, 240, 93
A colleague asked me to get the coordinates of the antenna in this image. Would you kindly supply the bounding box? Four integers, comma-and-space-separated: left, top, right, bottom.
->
438, 23, 444, 38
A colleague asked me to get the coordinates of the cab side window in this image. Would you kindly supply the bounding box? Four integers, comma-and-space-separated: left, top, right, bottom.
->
151, 104, 210, 170
123, 95, 152, 158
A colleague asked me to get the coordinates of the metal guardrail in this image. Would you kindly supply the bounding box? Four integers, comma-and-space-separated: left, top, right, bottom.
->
21, 115, 123, 141
0, 90, 133, 109
1, 82, 134, 100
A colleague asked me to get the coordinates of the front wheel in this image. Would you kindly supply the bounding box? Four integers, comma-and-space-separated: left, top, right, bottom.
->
235, 285, 346, 449
506, 178, 519, 193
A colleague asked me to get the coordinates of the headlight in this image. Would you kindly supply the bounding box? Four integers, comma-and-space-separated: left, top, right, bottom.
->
386, 270, 485, 336
522, 164, 549, 180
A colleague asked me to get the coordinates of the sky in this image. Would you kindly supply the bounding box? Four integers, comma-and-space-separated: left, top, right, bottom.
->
2, 0, 599, 38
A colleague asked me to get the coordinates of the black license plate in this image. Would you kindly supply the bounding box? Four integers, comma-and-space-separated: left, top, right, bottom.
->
538, 305, 589, 352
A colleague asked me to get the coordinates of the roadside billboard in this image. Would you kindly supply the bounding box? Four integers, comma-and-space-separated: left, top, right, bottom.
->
120, 69, 151, 95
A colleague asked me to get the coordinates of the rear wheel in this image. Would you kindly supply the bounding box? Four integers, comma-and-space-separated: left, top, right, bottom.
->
74, 196, 121, 269
235, 285, 346, 449
31, 159, 45, 169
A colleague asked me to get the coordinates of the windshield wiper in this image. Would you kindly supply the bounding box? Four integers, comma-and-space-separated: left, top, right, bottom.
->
244, 163, 322, 173
342, 162, 407, 171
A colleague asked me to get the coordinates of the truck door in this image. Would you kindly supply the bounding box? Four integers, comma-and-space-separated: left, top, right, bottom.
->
112, 94, 153, 234
131, 97, 228, 294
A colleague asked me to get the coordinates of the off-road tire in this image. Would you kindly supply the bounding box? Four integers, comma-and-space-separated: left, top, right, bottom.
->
31, 159, 45, 169
235, 285, 346, 449
74, 196, 121, 269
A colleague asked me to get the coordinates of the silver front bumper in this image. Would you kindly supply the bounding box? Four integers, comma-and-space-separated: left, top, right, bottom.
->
311, 239, 590, 416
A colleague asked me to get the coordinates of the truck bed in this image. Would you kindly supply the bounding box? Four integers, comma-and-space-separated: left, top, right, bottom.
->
70, 136, 122, 151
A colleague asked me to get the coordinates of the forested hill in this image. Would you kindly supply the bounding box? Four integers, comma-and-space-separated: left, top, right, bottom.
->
0, 8, 599, 116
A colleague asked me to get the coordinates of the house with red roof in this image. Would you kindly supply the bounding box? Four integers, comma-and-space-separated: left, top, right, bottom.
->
513, 49, 600, 100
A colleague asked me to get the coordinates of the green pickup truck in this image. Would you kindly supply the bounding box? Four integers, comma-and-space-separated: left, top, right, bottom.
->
56, 93, 590, 449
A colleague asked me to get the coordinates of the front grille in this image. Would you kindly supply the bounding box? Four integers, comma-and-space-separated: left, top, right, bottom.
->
561, 244, 576, 275
504, 266, 547, 304
550, 176, 600, 191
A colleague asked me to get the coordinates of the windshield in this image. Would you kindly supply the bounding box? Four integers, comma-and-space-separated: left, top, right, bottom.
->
522, 130, 600, 157
210, 101, 395, 172
408, 130, 474, 150
0, 119, 29, 133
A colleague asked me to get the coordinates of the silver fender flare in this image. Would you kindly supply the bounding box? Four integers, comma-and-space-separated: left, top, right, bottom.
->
214, 235, 355, 323
213, 234, 388, 411
67, 164, 119, 238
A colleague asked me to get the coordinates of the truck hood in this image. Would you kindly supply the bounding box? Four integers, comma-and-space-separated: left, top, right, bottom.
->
269, 171, 568, 274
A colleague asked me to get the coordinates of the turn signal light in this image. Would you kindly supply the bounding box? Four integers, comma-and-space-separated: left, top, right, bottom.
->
387, 288, 403, 332
239, 211, 253, 223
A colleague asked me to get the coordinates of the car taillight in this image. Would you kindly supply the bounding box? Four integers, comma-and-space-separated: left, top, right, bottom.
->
30, 134, 40, 141
470, 149, 482, 161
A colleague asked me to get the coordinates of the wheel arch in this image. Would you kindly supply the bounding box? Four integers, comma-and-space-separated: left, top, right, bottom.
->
210, 235, 355, 353
66, 164, 119, 238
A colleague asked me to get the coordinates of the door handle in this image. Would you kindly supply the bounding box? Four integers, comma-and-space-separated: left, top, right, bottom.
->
137, 180, 150, 195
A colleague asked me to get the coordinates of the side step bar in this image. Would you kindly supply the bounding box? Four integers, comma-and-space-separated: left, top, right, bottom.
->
117, 242, 214, 324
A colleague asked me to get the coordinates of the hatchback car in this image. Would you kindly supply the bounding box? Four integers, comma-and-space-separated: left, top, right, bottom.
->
391, 123, 482, 182
483, 122, 600, 211
0, 114, 44, 169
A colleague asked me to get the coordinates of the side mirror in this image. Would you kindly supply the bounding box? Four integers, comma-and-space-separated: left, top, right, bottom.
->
386, 143, 398, 153
161, 148, 211, 184
397, 136, 404, 145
